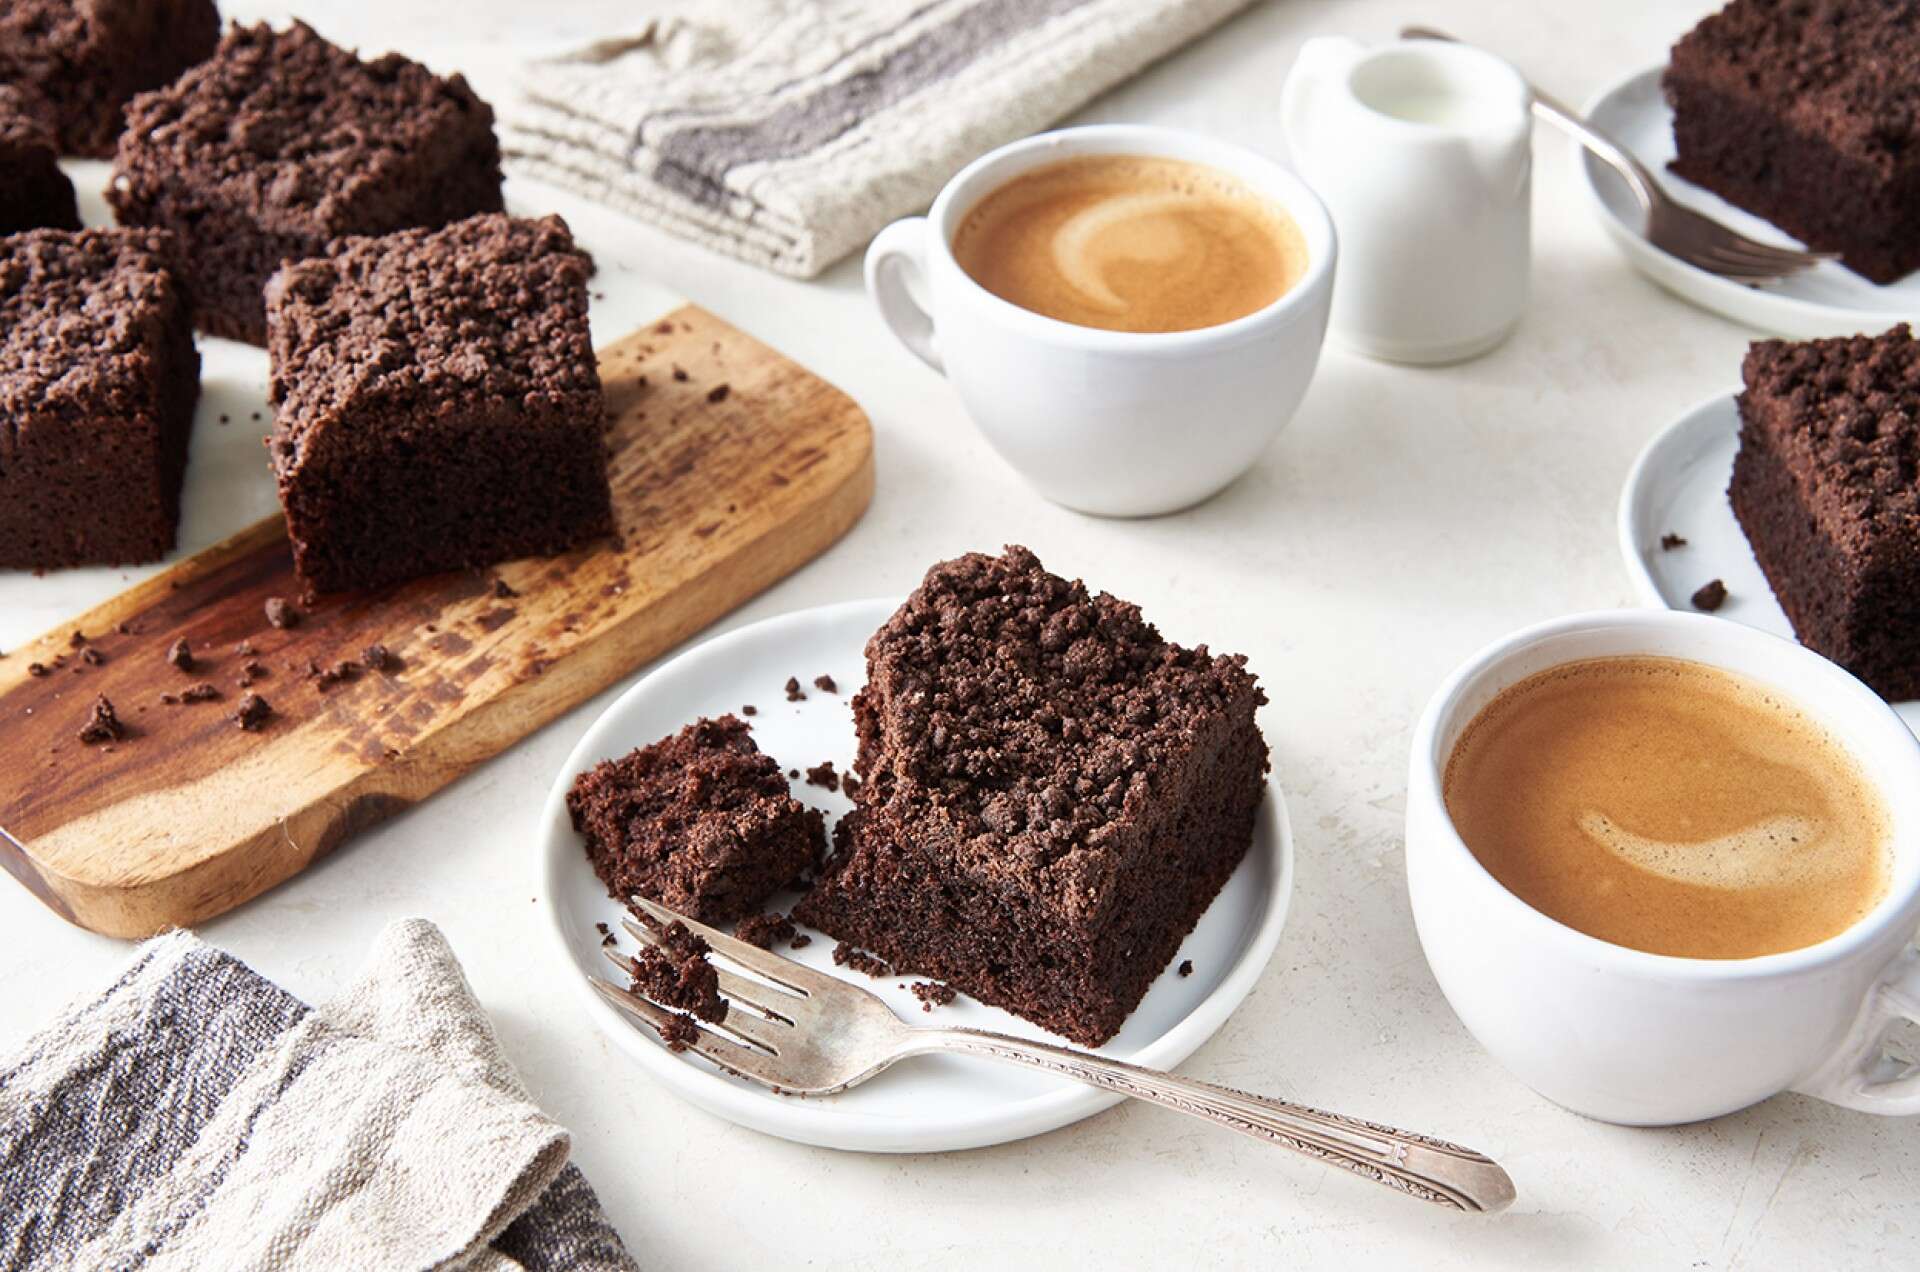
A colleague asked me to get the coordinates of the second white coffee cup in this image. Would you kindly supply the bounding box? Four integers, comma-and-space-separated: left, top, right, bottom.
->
864, 125, 1336, 518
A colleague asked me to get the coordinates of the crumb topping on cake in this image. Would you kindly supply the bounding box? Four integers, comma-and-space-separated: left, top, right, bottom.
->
0, 228, 181, 415
1741, 324, 1920, 532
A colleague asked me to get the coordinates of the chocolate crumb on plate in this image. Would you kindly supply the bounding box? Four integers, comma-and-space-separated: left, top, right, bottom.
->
812, 673, 837, 693
629, 921, 728, 1023
233, 692, 272, 730
831, 941, 892, 978
77, 695, 125, 744
911, 981, 957, 1012
1659, 532, 1688, 550
1691, 579, 1728, 612
181, 682, 221, 702
1178, 960, 1194, 978
789, 933, 812, 950
264, 597, 299, 629
784, 676, 805, 702
804, 761, 840, 792
166, 638, 195, 671
741, 704, 757, 716
735, 911, 797, 950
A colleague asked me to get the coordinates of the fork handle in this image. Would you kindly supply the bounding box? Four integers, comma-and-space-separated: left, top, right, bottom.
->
1398, 25, 1660, 214
910, 1028, 1515, 1213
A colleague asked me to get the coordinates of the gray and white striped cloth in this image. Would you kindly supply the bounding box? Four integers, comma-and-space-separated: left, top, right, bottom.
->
503, 0, 1256, 277
0, 920, 636, 1272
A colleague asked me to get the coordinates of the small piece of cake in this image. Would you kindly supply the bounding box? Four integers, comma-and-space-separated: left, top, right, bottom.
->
108, 21, 504, 343
1730, 325, 1920, 701
0, 0, 219, 157
0, 228, 199, 570
628, 922, 727, 1024
0, 88, 79, 234
569, 715, 826, 925
264, 213, 611, 593
795, 546, 1269, 1047
1665, 0, 1920, 284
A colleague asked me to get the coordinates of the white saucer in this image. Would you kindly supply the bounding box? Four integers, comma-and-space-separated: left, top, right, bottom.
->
535, 598, 1294, 1153
1618, 392, 1920, 733
1577, 68, 1920, 339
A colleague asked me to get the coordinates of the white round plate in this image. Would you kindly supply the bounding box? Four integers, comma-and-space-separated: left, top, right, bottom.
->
1618, 392, 1920, 733
536, 598, 1294, 1152
1578, 68, 1920, 339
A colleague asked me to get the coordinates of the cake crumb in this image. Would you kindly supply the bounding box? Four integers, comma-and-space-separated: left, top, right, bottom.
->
264, 597, 299, 629
1659, 532, 1688, 550
1691, 579, 1728, 612
166, 638, 195, 671
911, 981, 956, 1012
238, 660, 269, 687
80, 647, 104, 666
784, 676, 805, 702
657, 1013, 701, 1053
27, 662, 49, 678
804, 761, 840, 792
77, 696, 125, 744
68, 631, 86, 648
832, 941, 892, 978
313, 660, 361, 690
1178, 959, 1194, 978
630, 921, 728, 1023
842, 774, 862, 799
234, 692, 273, 731
158, 693, 179, 705
789, 933, 812, 950
181, 682, 221, 702
812, 673, 837, 693
493, 577, 517, 599
362, 643, 399, 672
741, 704, 757, 716
235, 640, 254, 656
735, 911, 796, 949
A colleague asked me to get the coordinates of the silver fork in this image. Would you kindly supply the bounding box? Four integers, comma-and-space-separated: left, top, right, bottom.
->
1401, 26, 1838, 285
592, 896, 1517, 1213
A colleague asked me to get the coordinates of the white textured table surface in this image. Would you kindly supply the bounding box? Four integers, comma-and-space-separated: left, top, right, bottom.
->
3, 2, 1915, 1268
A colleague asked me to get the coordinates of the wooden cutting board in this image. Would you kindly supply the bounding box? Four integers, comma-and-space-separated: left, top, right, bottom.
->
0, 306, 873, 939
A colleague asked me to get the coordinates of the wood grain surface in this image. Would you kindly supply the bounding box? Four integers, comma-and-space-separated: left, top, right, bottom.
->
0, 305, 874, 938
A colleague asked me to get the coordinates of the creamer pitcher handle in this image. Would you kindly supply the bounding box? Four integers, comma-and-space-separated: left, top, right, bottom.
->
1280, 37, 1365, 171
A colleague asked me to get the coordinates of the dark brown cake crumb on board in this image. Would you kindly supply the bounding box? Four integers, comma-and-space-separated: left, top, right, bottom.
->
233, 692, 272, 731
264, 597, 299, 629
181, 683, 221, 703
165, 638, 195, 671
77, 696, 125, 744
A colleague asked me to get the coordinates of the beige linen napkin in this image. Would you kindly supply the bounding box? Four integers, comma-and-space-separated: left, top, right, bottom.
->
504, 0, 1256, 277
0, 920, 635, 1272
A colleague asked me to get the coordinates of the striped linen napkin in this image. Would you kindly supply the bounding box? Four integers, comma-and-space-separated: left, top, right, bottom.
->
0, 920, 635, 1272
503, 0, 1256, 277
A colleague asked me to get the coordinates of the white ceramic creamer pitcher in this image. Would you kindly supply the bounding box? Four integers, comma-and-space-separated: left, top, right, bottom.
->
1281, 37, 1531, 364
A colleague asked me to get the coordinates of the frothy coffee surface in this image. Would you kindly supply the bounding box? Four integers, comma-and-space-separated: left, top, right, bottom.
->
1443, 656, 1891, 959
951, 155, 1308, 333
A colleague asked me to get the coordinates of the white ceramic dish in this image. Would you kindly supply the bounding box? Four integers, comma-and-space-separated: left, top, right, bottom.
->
1618, 391, 1920, 734
535, 598, 1295, 1153
1577, 68, 1920, 339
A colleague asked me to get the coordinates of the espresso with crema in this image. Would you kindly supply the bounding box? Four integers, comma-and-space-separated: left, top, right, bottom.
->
951, 155, 1309, 333
1443, 656, 1891, 960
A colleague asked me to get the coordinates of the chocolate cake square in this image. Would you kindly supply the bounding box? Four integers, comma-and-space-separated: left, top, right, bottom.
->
264, 213, 611, 593
569, 716, 826, 925
794, 547, 1269, 1047
0, 0, 219, 158
0, 228, 199, 570
0, 88, 80, 234
1665, 0, 1920, 284
1731, 325, 1920, 701
108, 21, 504, 344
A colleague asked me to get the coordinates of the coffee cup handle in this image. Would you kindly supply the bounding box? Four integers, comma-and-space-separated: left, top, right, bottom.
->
864, 217, 945, 374
1792, 945, 1920, 1114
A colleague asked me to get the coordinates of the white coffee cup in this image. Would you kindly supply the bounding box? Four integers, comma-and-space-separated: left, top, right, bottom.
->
864, 125, 1336, 518
1406, 610, 1920, 1125
1282, 37, 1531, 364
